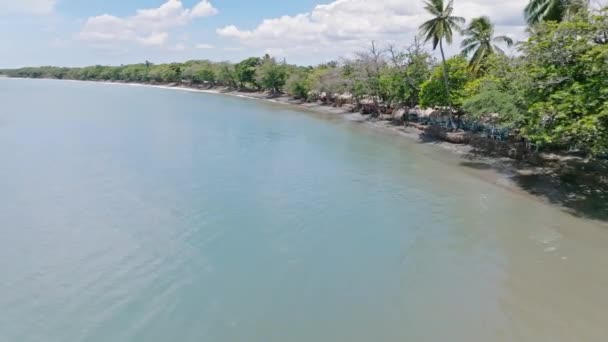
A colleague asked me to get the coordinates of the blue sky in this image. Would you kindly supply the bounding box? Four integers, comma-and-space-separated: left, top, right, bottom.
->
1, 0, 601, 68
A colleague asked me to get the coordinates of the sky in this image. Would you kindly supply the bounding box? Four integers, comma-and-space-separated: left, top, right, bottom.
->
0, 0, 600, 68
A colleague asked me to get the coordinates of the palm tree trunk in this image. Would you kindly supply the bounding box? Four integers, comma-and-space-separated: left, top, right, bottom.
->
439, 39, 455, 128
439, 39, 451, 107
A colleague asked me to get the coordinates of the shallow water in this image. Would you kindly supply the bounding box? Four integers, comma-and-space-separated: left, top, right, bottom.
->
1, 78, 607, 342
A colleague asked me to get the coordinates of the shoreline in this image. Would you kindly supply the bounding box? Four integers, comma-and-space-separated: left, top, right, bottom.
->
66, 79, 479, 152
3, 77, 607, 223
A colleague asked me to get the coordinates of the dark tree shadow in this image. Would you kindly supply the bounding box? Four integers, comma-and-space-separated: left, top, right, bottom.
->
401, 123, 608, 222
460, 161, 493, 170
417, 132, 440, 144
511, 172, 608, 221
460, 156, 608, 222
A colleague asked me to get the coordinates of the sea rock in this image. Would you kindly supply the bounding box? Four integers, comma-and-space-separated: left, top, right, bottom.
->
407, 106, 436, 119
379, 113, 393, 121
393, 108, 407, 121
359, 103, 377, 115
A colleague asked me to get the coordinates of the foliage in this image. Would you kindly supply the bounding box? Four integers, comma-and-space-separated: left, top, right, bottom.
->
461, 16, 514, 74
234, 57, 261, 89
309, 65, 347, 99
419, 0, 465, 107
419, 56, 472, 109
524, 0, 588, 24
419, 0, 465, 50
519, 11, 608, 154
120, 64, 149, 82
255, 57, 287, 93
217, 62, 237, 88
379, 48, 433, 107
286, 70, 312, 99
147, 64, 181, 83
462, 83, 523, 126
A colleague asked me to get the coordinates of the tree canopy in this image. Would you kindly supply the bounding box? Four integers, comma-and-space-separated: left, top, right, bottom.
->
461, 16, 514, 74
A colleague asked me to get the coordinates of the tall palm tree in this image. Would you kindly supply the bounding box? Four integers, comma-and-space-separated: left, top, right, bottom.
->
461, 16, 514, 74
419, 0, 465, 107
524, 0, 588, 24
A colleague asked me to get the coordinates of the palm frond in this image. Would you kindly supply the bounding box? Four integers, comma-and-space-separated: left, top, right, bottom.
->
460, 37, 477, 48
524, 0, 584, 24
469, 45, 489, 73
493, 35, 514, 47
525, 0, 551, 24
461, 43, 480, 56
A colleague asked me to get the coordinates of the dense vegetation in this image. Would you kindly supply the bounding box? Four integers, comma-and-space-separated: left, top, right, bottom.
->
2, 1, 607, 157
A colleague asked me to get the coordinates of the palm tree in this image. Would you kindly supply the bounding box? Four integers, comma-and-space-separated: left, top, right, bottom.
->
419, 0, 465, 107
524, 0, 588, 24
461, 16, 514, 74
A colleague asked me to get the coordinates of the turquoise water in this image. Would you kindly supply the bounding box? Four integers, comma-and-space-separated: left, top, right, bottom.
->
1, 78, 607, 341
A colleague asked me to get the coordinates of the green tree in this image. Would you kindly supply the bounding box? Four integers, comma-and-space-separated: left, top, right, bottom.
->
234, 57, 261, 89
120, 64, 149, 82
255, 57, 287, 93
286, 71, 312, 99
524, 0, 588, 24
519, 11, 608, 155
419, 56, 472, 110
419, 0, 465, 107
461, 16, 513, 74
197, 68, 216, 85
309, 65, 346, 101
380, 42, 434, 107
463, 82, 523, 126
216, 62, 237, 88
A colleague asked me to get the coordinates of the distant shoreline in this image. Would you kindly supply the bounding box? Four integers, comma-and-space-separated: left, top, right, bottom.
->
0, 77, 578, 163
64, 78, 482, 156
8, 76, 438, 144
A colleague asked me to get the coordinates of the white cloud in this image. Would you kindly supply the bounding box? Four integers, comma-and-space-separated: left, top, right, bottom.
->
0, 0, 56, 14
195, 43, 214, 49
191, 0, 219, 17
78, 0, 218, 48
217, 0, 530, 60
138, 32, 170, 47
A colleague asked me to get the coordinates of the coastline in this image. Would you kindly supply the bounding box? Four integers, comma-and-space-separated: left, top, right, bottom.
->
67, 79, 478, 152
3, 77, 607, 223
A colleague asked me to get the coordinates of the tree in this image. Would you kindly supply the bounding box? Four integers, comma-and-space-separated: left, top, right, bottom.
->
216, 62, 237, 88
120, 64, 149, 82
461, 16, 514, 74
197, 68, 216, 85
419, 0, 465, 107
348, 41, 387, 110
234, 57, 261, 89
309, 65, 346, 102
146, 64, 180, 83
419, 56, 472, 110
286, 70, 312, 100
255, 57, 287, 94
462, 83, 523, 126
524, 0, 588, 24
380, 42, 433, 108
519, 11, 608, 155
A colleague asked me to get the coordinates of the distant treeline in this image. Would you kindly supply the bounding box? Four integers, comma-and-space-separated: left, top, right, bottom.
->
2, 4, 607, 157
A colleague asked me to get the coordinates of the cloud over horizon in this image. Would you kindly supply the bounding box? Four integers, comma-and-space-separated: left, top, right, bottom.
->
77, 0, 218, 48
4, 0, 608, 68
217, 0, 530, 60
